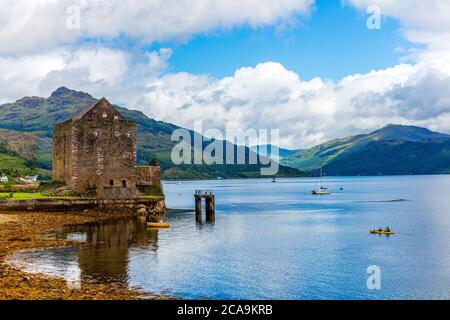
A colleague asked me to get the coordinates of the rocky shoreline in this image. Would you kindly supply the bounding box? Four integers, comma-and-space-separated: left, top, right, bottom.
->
0, 210, 168, 300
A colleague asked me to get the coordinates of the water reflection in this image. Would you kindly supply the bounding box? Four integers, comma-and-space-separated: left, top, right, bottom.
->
71, 219, 159, 284
10, 218, 164, 286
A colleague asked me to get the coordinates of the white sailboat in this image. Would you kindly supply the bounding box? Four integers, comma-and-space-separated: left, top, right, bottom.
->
311, 167, 331, 195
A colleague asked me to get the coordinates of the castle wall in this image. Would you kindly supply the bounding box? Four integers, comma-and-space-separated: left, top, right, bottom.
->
98, 187, 140, 200
136, 166, 161, 188
70, 102, 137, 198
52, 121, 73, 184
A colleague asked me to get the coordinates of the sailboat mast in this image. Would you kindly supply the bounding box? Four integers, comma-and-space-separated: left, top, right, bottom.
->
320, 167, 323, 187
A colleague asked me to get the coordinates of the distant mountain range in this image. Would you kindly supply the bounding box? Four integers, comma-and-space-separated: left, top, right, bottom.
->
280, 124, 450, 176
0, 87, 302, 179
3, 87, 450, 179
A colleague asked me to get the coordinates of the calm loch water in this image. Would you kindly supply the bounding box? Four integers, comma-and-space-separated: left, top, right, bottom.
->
9, 176, 450, 299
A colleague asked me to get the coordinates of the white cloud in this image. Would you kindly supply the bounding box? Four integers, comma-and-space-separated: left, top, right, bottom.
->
0, 0, 314, 55
147, 48, 173, 72
0, 48, 130, 103
132, 61, 450, 149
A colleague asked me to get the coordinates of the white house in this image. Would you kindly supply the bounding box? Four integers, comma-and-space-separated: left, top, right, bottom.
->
0, 174, 8, 183
19, 175, 38, 184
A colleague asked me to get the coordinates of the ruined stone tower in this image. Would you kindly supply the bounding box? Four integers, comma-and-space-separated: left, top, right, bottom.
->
52, 98, 160, 199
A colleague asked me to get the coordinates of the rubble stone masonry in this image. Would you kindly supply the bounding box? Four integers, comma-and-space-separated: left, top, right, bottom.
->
52, 98, 161, 200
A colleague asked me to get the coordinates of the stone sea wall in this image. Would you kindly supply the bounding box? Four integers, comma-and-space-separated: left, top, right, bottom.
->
0, 198, 166, 219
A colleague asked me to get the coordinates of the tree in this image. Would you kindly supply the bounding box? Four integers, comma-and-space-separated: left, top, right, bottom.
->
151, 156, 159, 167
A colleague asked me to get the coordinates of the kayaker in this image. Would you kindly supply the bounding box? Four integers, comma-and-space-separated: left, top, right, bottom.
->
384, 226, 391, 232
378, 227, 383, 232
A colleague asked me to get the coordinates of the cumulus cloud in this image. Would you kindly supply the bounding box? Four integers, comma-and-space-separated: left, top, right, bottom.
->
0, 48, 131, 103
0, 0, 314, 55
356, 69, 450, 122
132, 61, 450, 148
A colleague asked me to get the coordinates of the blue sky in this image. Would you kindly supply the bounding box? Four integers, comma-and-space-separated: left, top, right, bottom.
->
149, 0, 411, 81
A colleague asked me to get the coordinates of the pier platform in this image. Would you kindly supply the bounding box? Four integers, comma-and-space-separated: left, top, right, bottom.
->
194, 190, 215, 222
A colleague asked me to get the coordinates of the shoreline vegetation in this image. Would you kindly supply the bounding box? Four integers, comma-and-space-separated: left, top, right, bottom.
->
0, 210, 168, 300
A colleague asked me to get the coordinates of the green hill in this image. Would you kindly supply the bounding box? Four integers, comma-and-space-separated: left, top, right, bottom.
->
282, 124, 450, 176
0, 144, 39, 177
0, 87, 302, 179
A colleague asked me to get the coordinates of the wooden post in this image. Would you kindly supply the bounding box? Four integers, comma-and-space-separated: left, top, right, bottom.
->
195, 191, 215, 223
205, 195, 215, 222
195, 195, 202, 222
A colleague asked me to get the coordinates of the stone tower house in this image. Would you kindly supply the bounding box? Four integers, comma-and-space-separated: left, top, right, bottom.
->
52, 98, 160, 199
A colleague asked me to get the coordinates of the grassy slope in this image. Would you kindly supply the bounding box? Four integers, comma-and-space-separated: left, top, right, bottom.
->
0, 140, 42, 177
0, 154, 30, 174
324, 140, 450, 176
282, 124, 450, 176
282, 135, 363, 172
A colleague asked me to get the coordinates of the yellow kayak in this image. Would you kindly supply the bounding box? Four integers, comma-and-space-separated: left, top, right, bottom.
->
370, 230, 394, 235
148, 222, 171, 228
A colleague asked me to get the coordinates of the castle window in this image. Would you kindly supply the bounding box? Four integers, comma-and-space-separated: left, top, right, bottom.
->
114, 116, 119, 120
109, 180, 114, 187
88, 137, 96, 146
122, 180, 127, 188
102, 112, 108, 118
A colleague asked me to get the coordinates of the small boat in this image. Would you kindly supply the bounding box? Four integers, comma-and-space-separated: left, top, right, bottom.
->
370, 230, 395, 235
311, 168, 331, 195
312, 187, 331, 195
148, 222, 171, 228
